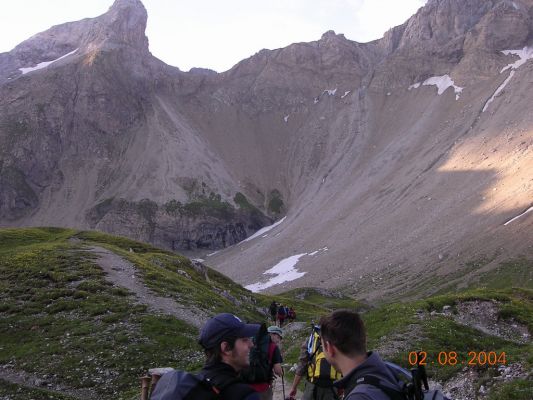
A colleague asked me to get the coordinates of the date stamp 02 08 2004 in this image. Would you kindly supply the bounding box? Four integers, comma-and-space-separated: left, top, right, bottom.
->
407, 351, 508, 367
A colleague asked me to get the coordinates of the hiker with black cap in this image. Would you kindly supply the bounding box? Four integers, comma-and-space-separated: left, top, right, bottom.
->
150, 313, 261, 400
198, 313, 261, 399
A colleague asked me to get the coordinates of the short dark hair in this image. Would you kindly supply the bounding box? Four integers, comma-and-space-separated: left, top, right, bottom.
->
319, 310, 366, 357
204, 336, 237, 364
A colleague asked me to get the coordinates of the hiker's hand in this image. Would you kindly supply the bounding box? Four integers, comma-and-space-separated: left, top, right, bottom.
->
289, 387, 297, 397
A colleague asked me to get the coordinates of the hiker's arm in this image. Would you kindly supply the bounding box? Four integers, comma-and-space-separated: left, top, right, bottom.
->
289, 339, 308, 396
273, 362, 283, 377
289, 373, 303, 397
271, 346, 283, 377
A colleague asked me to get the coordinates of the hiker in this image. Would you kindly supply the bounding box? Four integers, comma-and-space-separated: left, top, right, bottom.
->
269, 301, 278, 323
277, 304, 287, 327
267, 325, 283, 350
266, 326, 285, 398
198, 313, 262, 399
288, 306, 296, 322
151, 313, 261, 400
244, 325, 284, 400
288, 325, 342, 400
320, 310, 405, 400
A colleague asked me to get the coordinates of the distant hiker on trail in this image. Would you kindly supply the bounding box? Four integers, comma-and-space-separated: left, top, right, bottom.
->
242, 324, 284, 400
277, 304, 287, 327
320, 310, 406, 400
288, 324, 342, 400
288, 306, 296, 322
269, 301, 278, 323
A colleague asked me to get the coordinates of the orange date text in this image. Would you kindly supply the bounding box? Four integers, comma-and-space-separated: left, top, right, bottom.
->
407, 351, 507, 367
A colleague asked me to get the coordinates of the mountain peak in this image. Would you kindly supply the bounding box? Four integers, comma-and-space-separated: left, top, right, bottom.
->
102, 0, 149, 51
110, 0, 145, 8
320, 30, 346, 41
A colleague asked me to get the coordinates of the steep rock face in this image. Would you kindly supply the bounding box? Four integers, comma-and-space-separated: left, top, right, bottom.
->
0, 0, 532, 296
463, 1, 530, 51
0, 0, 270, 249
374, 0, 532, 88
205, 0, 533, 296
0, 0, 149, 83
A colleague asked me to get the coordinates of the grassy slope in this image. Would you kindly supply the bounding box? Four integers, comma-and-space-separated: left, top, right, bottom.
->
0, 228, 264, 399
1, 228, 531, 399
364, 289, 532, 380
277, 288, 532, 397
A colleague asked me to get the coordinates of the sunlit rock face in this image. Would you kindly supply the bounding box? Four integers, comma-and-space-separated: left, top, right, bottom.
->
0, 0, 532, 297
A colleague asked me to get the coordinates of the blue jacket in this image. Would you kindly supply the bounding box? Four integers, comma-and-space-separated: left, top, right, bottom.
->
334, 352, 404, 400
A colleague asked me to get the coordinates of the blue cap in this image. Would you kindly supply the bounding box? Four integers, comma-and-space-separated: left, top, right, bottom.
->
199, 313, 260, 349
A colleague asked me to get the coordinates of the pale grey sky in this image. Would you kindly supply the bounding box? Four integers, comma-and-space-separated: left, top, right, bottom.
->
0, 0, 427, 72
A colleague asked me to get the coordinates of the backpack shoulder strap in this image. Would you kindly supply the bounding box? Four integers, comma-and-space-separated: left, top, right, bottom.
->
308, 332, 321, 361
201, 371, 256, 399
267, 341, 277, 364
353, 375, 408, 400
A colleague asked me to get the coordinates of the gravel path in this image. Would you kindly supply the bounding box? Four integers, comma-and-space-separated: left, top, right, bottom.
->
0, 365, 94, 399
86, 246, 208, 329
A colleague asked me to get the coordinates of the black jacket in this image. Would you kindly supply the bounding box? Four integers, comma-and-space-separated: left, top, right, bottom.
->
201, 361, 260, 400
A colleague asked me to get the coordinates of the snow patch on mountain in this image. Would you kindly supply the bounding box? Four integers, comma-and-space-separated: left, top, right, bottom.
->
482, 71, 515, 112
483, 46, 533, 112
242, 217, 286, 242
501, 47, 533, 72
420, 75, 463, 100
408, 75, 463, 99
307, 247, 329, 256
503, 206, 533, 226
245, 253, 307, 292
19, 49, 78, 75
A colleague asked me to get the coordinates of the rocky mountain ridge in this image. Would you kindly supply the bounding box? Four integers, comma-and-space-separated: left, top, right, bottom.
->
0, 0, 532, 297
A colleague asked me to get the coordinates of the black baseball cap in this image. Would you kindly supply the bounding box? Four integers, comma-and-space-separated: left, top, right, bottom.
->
199, 313, 260, 349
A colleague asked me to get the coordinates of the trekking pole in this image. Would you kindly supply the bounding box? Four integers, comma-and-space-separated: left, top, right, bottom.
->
140, 376, 150, 400
281, 366, 286, 399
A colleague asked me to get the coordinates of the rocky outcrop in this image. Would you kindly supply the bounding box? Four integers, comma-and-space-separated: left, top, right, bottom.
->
85, 196, 271, 251
372, 0, 533, 88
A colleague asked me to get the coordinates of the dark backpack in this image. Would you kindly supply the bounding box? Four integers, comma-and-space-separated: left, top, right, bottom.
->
150, 370, 220, 400
150, 369, 255, 400
353, 361, 451, 400
241, 323, 273, 383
